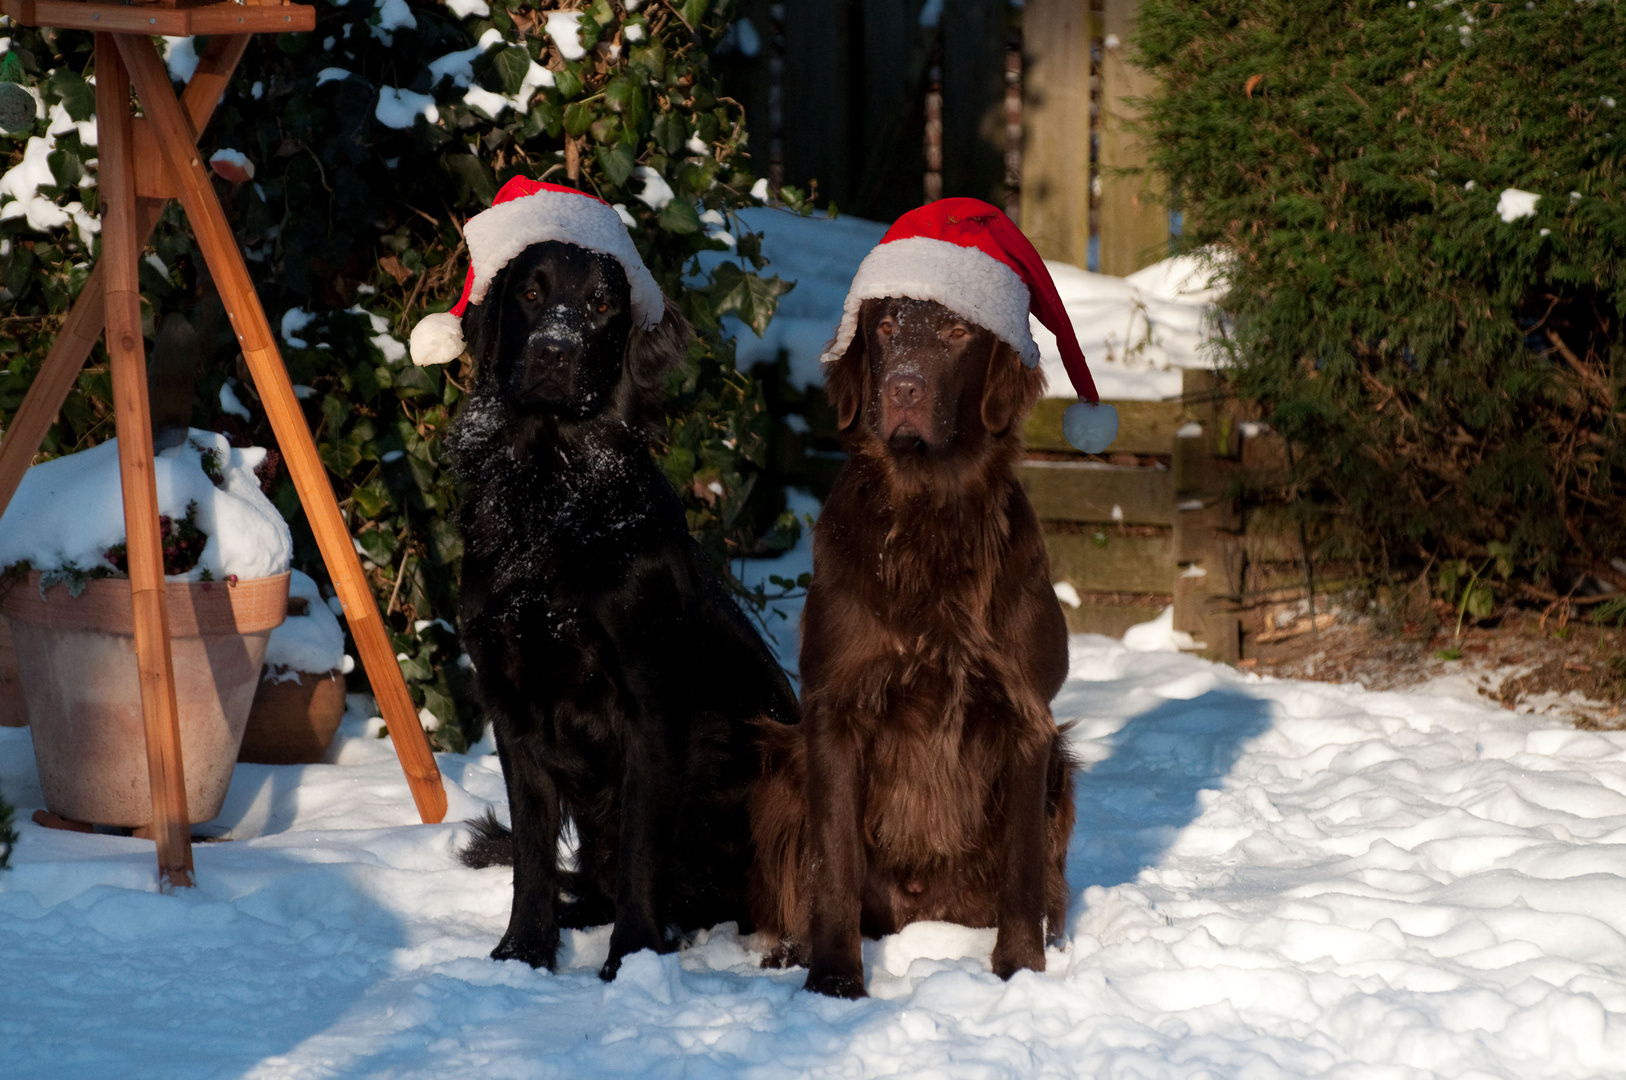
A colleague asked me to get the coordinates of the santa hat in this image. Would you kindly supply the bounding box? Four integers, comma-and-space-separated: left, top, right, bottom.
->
409, 177, 665, 367
820, 198, 1118, 453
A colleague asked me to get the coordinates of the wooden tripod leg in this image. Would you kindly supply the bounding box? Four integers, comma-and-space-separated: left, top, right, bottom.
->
118, 34, 448, 825
0, 35, 251, 523
95, 35, 194, 889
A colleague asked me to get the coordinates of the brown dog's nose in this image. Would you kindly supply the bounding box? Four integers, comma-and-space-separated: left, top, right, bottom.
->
885, 373, 925, 409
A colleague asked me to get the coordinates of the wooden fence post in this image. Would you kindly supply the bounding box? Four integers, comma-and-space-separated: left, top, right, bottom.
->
1098, 0, 1167, 275
1019, 0, 1092, 265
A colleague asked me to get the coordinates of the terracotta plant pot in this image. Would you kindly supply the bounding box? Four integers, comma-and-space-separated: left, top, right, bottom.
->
240, 668, 346, 765
0, 615, 27, 727
2, 571, 289, 827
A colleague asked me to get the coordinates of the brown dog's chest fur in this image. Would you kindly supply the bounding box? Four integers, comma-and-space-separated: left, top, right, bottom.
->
809, 447, 1057, 872
750, 297, 1074, 993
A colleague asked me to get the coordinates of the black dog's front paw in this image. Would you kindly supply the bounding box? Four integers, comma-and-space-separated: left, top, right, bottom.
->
492, 929, 558, 970
599, 920, 668, 981
805, 964, 867, 999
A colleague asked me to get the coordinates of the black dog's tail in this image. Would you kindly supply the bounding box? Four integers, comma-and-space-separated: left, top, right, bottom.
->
459, 809, 515, 868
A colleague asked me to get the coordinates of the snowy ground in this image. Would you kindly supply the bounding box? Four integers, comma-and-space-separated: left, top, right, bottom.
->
4, 627, 1626, 1078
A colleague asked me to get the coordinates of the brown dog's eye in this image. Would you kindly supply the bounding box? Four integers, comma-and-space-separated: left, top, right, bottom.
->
949, 326, 968, 341
523, 289, 538, 302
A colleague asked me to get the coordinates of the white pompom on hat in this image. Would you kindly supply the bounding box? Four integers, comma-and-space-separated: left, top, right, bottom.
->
409, 177, 664, 367
820, 197, 1118, 453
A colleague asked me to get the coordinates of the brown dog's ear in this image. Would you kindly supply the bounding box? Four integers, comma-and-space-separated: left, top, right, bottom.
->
825, 320, 871, 433
980, 340, 1045, 437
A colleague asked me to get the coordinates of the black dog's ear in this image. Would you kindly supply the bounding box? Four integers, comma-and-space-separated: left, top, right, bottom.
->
980, 340, 1045, 437
624, 296, 693, 391
825, 305, 873, 433
460, 266, 508, 391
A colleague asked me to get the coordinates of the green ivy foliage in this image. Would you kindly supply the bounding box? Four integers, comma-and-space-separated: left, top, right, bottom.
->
0, 0, 802, 749
1136, 0, 1626, 585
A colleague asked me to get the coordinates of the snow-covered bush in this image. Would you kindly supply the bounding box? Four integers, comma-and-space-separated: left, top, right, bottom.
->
0, 1, 801, 747
0, 430, 292, 590
1137, 0, 1625, 586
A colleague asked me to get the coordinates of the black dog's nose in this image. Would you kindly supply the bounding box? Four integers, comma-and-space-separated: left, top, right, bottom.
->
886, 373, 925, 409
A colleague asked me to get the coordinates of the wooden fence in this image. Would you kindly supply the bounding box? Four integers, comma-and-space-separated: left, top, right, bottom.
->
718, 0, 1169, 271
1021, 371, 1316, 663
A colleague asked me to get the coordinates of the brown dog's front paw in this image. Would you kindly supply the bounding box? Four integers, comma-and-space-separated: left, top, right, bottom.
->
990, 938, 1045, 981
761, 937, 810, 970
805, 965, 867, 999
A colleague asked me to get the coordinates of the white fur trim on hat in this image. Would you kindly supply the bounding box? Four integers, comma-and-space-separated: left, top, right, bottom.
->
462, 191, 664, 329
410, 311, 467, 366
818, 236, 1038, 367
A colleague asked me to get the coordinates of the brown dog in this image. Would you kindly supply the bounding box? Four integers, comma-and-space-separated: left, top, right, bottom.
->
750, 296, 1075, 998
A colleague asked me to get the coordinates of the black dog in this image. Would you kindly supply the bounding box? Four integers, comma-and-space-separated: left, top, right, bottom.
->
450, 240, 798, 980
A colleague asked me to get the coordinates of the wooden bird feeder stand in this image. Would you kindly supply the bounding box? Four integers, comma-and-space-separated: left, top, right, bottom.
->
0, 0, 448, 890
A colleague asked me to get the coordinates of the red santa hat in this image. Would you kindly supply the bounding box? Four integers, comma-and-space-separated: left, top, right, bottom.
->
409, 177, 665, 367
820, 197, 1118, 453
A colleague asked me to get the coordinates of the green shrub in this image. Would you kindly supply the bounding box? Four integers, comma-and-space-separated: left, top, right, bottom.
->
0, 1, 801, 749
1137, 0, 1626, 584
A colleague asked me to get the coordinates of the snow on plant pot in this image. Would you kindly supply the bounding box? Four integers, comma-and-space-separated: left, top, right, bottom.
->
0, 431, 292, 828
240, 569, 353, 765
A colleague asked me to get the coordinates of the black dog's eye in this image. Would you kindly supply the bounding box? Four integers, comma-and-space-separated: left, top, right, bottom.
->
523, 289, 539, 302
597, 302, 609, 313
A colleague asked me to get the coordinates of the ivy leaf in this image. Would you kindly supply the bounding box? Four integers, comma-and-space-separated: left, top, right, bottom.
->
679, 0, 709, 28
440, 153, 497, 206
596, 142, 635, 187
708, 262, 794, 337
393, 364, 439, 400
604, 75, 637, 113
352, 479, 391, 518
47, 68, 94, 122
491, 46, 531, 96
658, 198, 701, 235
651, 112, 686, 156
562, 100, 595, 137
46, 149, 82, 189
1465, 583, 1494, 621
554, 64, 583, 101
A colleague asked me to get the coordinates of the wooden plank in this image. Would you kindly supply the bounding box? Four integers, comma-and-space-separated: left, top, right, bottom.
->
1098, 0, 1167, 275
2, 0, 313, 34
1026, 397, 1184, 456
95, 34, 194, 890
1043, 530, 1174, 595
1060, 602, 1168, 638
119, 34, 447, 826
1018, 0, 1091, 264
1018, 460, 1174, 525
0, 35, 248, 523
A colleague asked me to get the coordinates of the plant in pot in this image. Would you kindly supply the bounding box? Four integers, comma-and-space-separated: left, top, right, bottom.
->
239, 569, 352, 765
0, 429, 291, 832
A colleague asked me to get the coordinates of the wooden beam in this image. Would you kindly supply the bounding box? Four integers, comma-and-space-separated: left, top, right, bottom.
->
1044, 530, 1175, 595
0, 35, 248, 523
1098, 0, 1167, 275
95, 34, 194, 889
1, 0, 314, 36
118, 34, 448, 826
